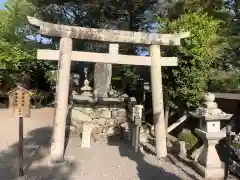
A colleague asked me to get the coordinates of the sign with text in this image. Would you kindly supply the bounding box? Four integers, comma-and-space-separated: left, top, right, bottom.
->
8, 86, 31, 118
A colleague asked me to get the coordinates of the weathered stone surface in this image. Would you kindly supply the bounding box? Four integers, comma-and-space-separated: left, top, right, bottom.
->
81, 124, 93, 148
99, 110, 111, 118
90, 109, 111, 119
102, 127, 108, 134
120, 122, 130, 129
76, 123, 83, 130
107, 127, 121, 136
171, 141, 186, 156
107, 127, 115, 136
71, 108, 92, 122
139, 127, 148, 143
114, 127, 121, 135
106, 118, 117, 127
117, 118, 127, 124
92, 133, 102, 141
92, 124, 104, 134
71, 120, 78, 127
112, 109, 127, 119
78, 106, 93, 115
109, 104, 126, 110
97, 118, 107, 125
66, 125, 78, 137
191, 146, 204, 161
94, 105, 109, 110
66, 125, 77, 132
70, 93, 135, 141
94, 63, 112, 98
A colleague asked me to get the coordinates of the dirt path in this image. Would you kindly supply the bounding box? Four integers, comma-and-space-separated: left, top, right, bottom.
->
0, 108, 204, 180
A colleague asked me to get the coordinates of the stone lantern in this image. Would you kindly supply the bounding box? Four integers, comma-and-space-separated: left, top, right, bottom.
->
191, 92, 233, 179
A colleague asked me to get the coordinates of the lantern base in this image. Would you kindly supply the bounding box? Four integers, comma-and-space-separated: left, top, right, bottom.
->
193, 161, 225, 180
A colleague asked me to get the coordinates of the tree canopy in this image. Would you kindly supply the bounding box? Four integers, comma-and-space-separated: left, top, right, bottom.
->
0, 0, 239, 109
159, 12, 220, 109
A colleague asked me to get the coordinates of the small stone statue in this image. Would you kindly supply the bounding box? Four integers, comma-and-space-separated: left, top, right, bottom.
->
80, 67, 93, 97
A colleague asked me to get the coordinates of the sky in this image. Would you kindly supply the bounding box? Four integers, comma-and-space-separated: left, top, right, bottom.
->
0, 0, 6, 9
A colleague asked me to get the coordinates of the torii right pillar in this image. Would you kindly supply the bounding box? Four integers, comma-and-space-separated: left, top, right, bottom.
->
150, 45, 168, 158
149, 34, 190, 158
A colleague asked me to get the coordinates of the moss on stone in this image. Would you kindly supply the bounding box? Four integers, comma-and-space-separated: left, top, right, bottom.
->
178, 131, 198, 152
232, 143, 240, 149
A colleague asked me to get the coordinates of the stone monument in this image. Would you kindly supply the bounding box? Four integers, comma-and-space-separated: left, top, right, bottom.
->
70, 67, 136, 146
191, 92, 233, 179
94, 63, 112, 98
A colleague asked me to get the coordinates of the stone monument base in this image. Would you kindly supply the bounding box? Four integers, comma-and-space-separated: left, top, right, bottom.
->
70, 94, 137, 148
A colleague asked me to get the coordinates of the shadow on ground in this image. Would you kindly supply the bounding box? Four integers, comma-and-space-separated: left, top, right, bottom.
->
107, 136, 181, 180
0, 127, 76, 180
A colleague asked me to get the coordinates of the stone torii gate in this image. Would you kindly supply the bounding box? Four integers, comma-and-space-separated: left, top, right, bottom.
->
27, 16, 189, 162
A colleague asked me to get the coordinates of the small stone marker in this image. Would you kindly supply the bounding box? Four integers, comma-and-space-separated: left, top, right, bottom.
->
132, 105, 144, 152
81, 124, 93, 148
179, 141, 186, 156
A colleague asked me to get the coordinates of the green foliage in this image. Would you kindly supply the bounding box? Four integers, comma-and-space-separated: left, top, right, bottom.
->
0, 0, 36, 69
208, 0, 240, 92
158, 12, 220, 109
178, 131, 198, 152
30, 89, 51, 108
120, 65, 139, 84
232, 143, 240, 149
0, 0, 37, 90
44, 70, 58, 88
209, 69, 240, 92
0, 0, 56, 92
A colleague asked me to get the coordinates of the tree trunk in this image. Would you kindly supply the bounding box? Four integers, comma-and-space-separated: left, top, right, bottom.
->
94, 63, 112, 97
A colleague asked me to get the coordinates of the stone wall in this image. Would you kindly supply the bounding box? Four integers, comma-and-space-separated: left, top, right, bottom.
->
69, 94, 137, 139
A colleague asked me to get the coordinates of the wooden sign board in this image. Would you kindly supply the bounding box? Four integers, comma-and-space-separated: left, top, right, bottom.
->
8, 86, 31, 118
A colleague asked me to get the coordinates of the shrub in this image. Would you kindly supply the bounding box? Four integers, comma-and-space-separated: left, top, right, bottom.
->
178, 131, 198, 152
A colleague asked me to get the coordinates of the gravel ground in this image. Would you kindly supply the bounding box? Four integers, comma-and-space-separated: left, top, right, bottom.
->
0, 108, 234, 180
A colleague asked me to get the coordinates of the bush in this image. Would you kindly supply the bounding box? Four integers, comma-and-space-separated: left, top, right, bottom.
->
158, 12, 220, 109
178, 131, 198, 152
232, 143, 240, 149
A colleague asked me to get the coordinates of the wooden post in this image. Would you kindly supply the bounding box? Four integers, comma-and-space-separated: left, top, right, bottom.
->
50, 37, 72, 163
150, 45, 167, 158
18, 117, 24, 177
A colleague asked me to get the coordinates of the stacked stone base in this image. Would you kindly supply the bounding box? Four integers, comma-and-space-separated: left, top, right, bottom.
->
69, 96, 132, 142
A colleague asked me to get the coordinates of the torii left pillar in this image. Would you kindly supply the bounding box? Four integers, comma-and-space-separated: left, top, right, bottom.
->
50, 37, 72, 163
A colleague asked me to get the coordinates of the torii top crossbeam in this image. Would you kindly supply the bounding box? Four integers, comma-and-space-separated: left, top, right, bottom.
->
27, 16, 189, 45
